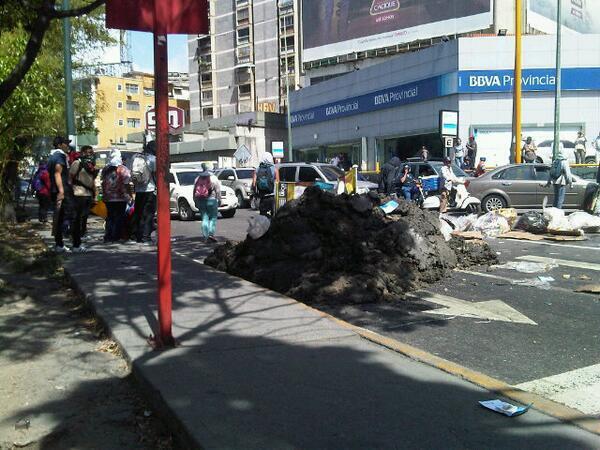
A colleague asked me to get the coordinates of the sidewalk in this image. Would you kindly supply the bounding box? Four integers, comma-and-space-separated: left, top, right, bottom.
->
39, 223, 600, 449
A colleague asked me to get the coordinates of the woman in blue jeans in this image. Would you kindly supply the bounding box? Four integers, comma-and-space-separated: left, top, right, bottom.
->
193, 164, 221, 242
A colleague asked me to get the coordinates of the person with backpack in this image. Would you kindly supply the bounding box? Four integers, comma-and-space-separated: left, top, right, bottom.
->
69, 145, 97, 252
253, 153, 277, 217
48, 136, 75, 253
542, 147, 573, 209
32, 161, 51, 222
193, 163, 221, 242
101, 149, 131, 242
131, 142, 156, 244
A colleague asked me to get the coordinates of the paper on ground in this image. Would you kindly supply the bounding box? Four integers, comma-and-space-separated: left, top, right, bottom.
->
479, 399, 532, 417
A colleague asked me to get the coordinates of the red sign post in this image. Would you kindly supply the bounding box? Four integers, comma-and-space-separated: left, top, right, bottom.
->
106, 0, 208, 348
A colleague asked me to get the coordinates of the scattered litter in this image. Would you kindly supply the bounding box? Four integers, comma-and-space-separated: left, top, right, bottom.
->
499, 231, 545, 241
54, 385, 66, 391
538, 276, 555, 283
543, 207, 569, 231
495, 208, 518, 227
579, 275, 592, 281
496, 252, 502, 255
379, 200, 399, 214
514, 211, 549, 234
493, 261, 557, 274
512, 279, 552, 290
14, 418, 30, 430
442, 213, 478, 232
562, 274, 571, 280
575, 284, 600, 294
567, 211, 600, 232
473, 212, 510, 237
247, 215, 271, 240
547, 228, 584, 237
439, 219, 453, 241
479, 400, 531, 417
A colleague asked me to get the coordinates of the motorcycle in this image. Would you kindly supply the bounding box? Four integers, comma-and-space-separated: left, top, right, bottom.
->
417, 178, 481, 214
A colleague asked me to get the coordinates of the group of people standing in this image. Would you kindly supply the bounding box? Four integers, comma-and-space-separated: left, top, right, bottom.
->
32, 136, 157, 253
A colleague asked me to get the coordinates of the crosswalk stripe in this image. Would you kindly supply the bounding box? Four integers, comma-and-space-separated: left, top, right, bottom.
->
498, 239, 600, 252
455, 270, 576, 294
516, 255, 600, 272
516, 364, 600, 415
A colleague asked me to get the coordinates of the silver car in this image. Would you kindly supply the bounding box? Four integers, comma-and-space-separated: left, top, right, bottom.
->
215, 167, 256, 208
469, 163, 591, 212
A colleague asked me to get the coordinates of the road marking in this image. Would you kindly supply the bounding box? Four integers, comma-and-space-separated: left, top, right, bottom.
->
516, 364, 600, 415
498, 239, 600, 252
407, 291, 537, 325
455, 270, 576, 295
517, 255, 600, 272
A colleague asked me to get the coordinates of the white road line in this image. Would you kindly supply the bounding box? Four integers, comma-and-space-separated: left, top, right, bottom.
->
498, 239, 600, 252
516, 364, 600, 415
517, 255, 600, 272
455, 270, 575, 294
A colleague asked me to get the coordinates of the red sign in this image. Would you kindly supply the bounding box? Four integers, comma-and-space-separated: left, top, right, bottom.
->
106, 0, 208, 34
145, 106, 185, 132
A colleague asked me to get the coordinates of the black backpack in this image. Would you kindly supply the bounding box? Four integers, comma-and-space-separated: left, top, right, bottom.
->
256, 163, 274, 195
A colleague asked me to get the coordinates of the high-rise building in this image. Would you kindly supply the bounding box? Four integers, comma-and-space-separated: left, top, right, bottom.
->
188, 0, 300, 123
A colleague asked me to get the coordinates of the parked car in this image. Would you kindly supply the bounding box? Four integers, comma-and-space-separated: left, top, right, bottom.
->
535, 140, 597, 164
276, 162, 378, 194
468, 163, 592, 212
214, 167, 256, 208
168, 167, 238, 220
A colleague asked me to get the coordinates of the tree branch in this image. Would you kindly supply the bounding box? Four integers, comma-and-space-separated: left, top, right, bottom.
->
44, 0, 106, 19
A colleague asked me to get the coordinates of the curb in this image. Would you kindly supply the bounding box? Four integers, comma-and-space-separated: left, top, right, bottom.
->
298, 302, 600, 437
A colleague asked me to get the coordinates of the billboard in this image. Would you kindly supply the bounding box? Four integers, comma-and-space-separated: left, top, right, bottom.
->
527, 0, 600, 34
302, 0, 492, 62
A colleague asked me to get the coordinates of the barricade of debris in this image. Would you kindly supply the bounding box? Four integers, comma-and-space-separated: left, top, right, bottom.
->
206, 187, 497, 305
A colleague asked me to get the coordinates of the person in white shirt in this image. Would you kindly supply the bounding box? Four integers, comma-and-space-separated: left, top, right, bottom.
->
131, 141, 156, 244
440, 157, 460, 213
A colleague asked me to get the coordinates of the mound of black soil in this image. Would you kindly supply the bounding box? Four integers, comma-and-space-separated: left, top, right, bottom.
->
206, 187, 497, 305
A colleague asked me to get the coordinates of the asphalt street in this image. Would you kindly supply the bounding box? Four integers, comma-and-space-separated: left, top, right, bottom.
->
171, 208, 600, 416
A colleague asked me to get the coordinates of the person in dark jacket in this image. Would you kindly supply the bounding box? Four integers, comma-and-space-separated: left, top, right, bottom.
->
33, 162, 51, 222
379, 156, 401, 194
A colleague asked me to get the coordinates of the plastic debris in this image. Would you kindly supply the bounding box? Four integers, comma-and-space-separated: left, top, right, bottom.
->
439, 219, 453, 241
562, 274, 571, 280
247, 215, 271, 240
493, 261, 558, 273
514, 211, 549, 234
379, 200, 399, 215
479, 399, 532, 417
14, 418, 30, 430
567, 211, 600, 231
512, 278, 553, 290
473, 212, 510, 237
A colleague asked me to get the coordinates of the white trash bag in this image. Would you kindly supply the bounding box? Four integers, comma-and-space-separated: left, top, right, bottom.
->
567, 211, 600, 231
247, 215, 271, 240
472, 212, 510, 237
439, 218, 453, 241
543, 207, 571, 230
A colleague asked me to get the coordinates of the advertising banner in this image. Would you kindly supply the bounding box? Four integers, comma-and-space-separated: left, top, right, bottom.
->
527, 0, 600, 34
302, 0, 492, 62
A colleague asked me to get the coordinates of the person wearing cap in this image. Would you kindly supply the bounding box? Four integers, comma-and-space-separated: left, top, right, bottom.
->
48, 136, 75, 253
439, 156, 460, 213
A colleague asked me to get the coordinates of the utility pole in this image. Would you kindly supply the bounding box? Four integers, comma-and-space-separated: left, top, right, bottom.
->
552, 0, 562, 161
285, 52, 293, 161
62, 0, 75, 142
512, 0, 523, 163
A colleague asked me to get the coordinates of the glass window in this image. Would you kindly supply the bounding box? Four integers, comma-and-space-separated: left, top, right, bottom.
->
125, 83, 139, 95
167, 173, 176, 184
176, 172, 201, 186
118, 119, 124, 126
499, 166, 534, 180
278, 166, 296, 182
117, 101, 123, 109
116, 84, 123, 92
218, 170, 234, 180
417, 164, 436, 177
319, 165, 344, 181
298, 167, 320, 182
127, 118, 141, 128
534, 165, 550, 180
126, 101, 140, 111
237, 27, 250, 44
235, 169, 255, 179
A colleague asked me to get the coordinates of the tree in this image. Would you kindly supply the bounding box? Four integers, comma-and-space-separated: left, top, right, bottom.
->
0, 0, 110, 214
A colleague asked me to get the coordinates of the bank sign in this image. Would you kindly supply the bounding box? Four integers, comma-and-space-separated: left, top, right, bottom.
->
290, 67, 600, 127
458, 68, 600, 93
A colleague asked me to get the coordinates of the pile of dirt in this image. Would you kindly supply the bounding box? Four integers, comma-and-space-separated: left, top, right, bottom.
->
206, 187, 497, 305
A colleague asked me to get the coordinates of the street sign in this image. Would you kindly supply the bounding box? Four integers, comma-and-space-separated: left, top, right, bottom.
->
146, 106, 185, 133
272, 141, 284, 159
439, 110, 459, 137
444, 137, 454, 148
234, 144, 251, 164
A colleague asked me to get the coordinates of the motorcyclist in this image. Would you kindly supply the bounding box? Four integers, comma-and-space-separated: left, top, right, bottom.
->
397, 164, 416, 200
440, 157, 461, 213
474, 157, 487, 177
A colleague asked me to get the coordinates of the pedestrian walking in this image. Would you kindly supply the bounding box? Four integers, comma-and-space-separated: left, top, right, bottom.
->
254, 153, 277, 217
522, 137, 537, 163
193, 163, 221, 243
574, 131, 587, 164
48, 136, 75, 253
32, 162, 51, 222
131, 142, 156, 244
453, 138, 465, 168
543, 147, 573, 209
466, 136, 478, 169
379, 156, 401, 194
101, 149, 130, 242
69, 145, 97, 252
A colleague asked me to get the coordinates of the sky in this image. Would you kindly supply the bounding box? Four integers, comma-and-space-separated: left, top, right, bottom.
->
130, 32, 189, 73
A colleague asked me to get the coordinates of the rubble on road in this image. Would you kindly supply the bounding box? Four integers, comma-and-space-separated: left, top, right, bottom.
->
206, 188, 497, 305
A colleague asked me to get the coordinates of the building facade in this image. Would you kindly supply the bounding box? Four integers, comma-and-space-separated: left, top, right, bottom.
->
289, 35, 600, 169
187, 0, 301, 123
92, 71, 190, 148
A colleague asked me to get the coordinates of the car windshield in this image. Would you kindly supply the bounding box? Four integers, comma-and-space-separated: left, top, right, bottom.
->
236, 169, 255, 179
319, 165, 345, 181
177, 171, 201, 186
430, 163, 468, 177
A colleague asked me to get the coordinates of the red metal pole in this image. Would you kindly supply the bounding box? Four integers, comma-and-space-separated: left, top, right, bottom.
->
153, 9, 174, 347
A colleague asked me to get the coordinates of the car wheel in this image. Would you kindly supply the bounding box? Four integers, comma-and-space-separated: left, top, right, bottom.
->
236, 191, 246, 208
221, 209, 236, 219
482, 194, 507, 213
178, 200, 194, 221
535, 156, 544, 163
584, 156, 597, 164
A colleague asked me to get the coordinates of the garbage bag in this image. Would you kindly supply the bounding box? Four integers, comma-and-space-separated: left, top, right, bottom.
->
542, 207, 572, 231
439, 218, 453, 241
567, 211, 600, 231
247, 215, 271, 240
514, 211, 549, 234
473, 212, 510, 237
453, 214, 478, 232
496, 208, 518, 227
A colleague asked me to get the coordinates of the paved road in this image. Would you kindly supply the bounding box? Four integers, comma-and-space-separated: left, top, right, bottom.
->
171, 209, 600, 416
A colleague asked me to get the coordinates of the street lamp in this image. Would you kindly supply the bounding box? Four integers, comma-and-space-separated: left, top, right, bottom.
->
552, 0, 562, 161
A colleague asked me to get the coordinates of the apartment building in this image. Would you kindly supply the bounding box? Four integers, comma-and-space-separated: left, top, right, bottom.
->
91, 72, 190, 148
188, 0, 301, 123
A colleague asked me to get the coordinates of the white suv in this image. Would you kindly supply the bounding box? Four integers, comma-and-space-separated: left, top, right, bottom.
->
168, 167, 238, 220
